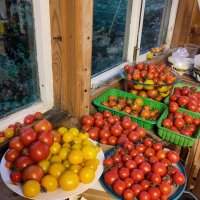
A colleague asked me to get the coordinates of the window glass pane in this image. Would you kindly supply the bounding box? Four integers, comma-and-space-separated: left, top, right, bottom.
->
0, 0, 40, 118
140, 0, 171, 54
92, 0, 128, 76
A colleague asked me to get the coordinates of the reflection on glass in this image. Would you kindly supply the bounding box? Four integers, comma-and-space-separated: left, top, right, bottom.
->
0, 0, 40, 118
92, 0, 128, 76
140, 0, 166, 54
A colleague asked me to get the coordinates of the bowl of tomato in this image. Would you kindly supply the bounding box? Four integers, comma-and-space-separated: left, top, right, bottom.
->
124, 62, 180, 102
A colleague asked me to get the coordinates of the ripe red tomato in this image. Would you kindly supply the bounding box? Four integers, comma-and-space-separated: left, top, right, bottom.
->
130, 122, 138, 130
5, 149, 20, 162
99, 129, 111, 139
144, 148, 155, 157
121, 120, 131, 130
193, 118, 200, 125
22, 165, 44, 182
151, 173, 161, 184
128, 131, 141, 142
134, 154, 145, 164
143, 138, 153, 147
166, 151, 180, 163
140, 180, 150, 190
173, 172, 185, 185
158, 181, 172, 195
38, 131, 54, 146
130, 169, 144, 182
124, 177, 134, 188
131, 184, 143, 196
138, 191, 150, 200
100, 138, 108, 144
20, 127, 37, 146
156, 149, 166, 160
117, 134, 128, 145
112, 180, 126, 196
162, 118, 173, 128
110, 125, 122, 137
8, 124, 16, 131
148, 155, 159, 164
148, 187, 161, 200
93, 112, 103, 120
14, 155, 33, 171
152, 142, 162, 151
34, 119, 52, 133
88, 129, 99, 140
167, 165, 179, 175
24, 114, 35, 125
50, 130, 62, 142
177, 96, 189, 107
187, 102, 197, 111
169, 94, 180, 102
187, 125, 196, 134
135, 127, 146, 138
95, 118, 104, 127
103, 158, 113, 167
103, 110, 112, 118
122, 154, 132, 162
123, 141, 134, 151
107, 116, 116, 125
104, 170, 119, 185
169, 102, 179, 113
108, 136, 117, 146
152, 162, 167, 177
123, 189, 134, 200
136, 144, 146, 153
130, 149, 139, 158
161, 158, 172, 167
169, 126, 180, 133
34, 112, 44, 120
9, 136, 24, 151
174, 112, 183, 119
81, 116, 94, 126
112, 154, 122, 163
125, 160, 137, 170
29, 141, 50, 162
174, 118, 185, 129
139, 161, 151, 174
119, 167, 130, 179
10, 171, 22, 183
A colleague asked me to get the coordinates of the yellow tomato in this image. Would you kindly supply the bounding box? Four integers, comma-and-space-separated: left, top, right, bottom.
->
59, 170, 79, 191
4, 128, 14, 138
71, 143, 82, 150
79, 131, 89, 140
49, 155, 62, 163
62, 131, 75, 143
38, 160, 50, 173
79, 167, 95, 184
82, 146, 97, 160
68, 150, 83, 164
69, 164, 81, 174
85, 159, 100, 171
157, 86, 169, 93
160, 90, 170, 97
82, 139, 94, 147
144, 80, 154, 90
58, 147, 70, 160
68, 127, 79, 137
73, 137, 82, 144
146, 53, 153, 60
50, 142, 61, 155
133, 84, 143, 90
134, 98, 143, 107
22, 180, 40, 198
62, 143, 71, 148
48, 163, 66, 179
58, 127, 68, 135
63, 160, 71, 169
0, 137, 5, 144
41, 175, 58, 192
94, 146, 100, 153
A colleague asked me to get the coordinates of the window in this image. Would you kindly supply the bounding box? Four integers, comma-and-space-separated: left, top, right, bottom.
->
0, 0, 53, 129
91, 0, 179, 87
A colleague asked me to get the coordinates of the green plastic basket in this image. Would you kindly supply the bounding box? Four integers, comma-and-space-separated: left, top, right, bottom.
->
157, 107, 200, 147
164, 82, 200, 105
93, 89, 167, 129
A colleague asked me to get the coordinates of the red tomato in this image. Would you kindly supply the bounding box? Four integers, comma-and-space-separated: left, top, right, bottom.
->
107, 116, 116, 125
169, 94, 180, 102
156, 150, 166, 160
177, 96, 189, 107
14, 155, 33, 171
81, 116, 94, 126
124, 178, 134, 188
135, 127, 146, 138
148, 155, 159, 164
131, 184, 143, 196
125, 160, 137, 170
139, 161, 151, 174
88, 129, 99, 140
143, 138, 153, 147
187, 125, 196, 134
159, 181, 172, 195
34, 119, 52, 133
152, 142, 162, 151
181, 86, 190, 95
187, 102, 197, 111
162, 118, 173, 128
103, 158, 113, 167
37, 131, 54, 146
151, 173, 161, 184
152, 162, 167, 177
166, 151, 180, 163
104, 170, 119, 185
169, 102, 179, 113
123, 141, 134, 151
103, 110, 112, 118
128, 131, 141, 142
99, 129, 111, 139
144, 148, 155, 157
167, 165, 179, 175
95, 119, 104, 127
22, 165, 44, 182
134, 154, 145, 165
34, 112, 44, 120
10, 171, 22, 183
129, 122, 138, 130
112, 154, 122, 163
93, 112, 103, 120
130, 149, 139, 158
112, 180, 126, 196
138, 191, 150, 200
107, 136, 117, 146
123, 189, 134, 200
122, 154, 132, 162
193, 118, 200, 125
161, 158, 172, 167
140, 180, 150, 190
5, 149, 20, 162
173, 172, 185, 185
9, 136, 24, 151
174, 112, 183, 119
110, 125, 122, 137
174, 118, 185, 129
8, 124, 16, 131
100, 138, 108, 144
29, 141, 50, 162
169, 126, 180, 133
24, 114, 35, 125
20, 127, 37, 146
121, 120, 131, 130
161, 195, 168, 200
117, 134, 128, 145
130, 169, 144, 182
119, 167, 130, 179
136, 144, 146, 153
148, 187, 161, 200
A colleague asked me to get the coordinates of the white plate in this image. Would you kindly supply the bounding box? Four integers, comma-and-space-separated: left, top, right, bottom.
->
0, 141, 105, 200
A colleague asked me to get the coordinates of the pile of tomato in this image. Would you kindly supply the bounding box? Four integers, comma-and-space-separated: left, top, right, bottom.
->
124, 62, 177, 101
103, 138, 186, 200
81, 110, 147, 146
4, 119, 101, 198
0, 112, 44, 144
101, 96, 160, 120
169, 86, 200, 113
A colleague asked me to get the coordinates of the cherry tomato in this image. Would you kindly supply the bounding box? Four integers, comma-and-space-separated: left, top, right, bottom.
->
130, 149, 139, 158
34, 119, 52, 133
152, 162, 167, 177
103, 110, 112, 118
136, 144, 146, 153
138, 191, 150, 200
112, 180, 126, 196
117, 134, 128, 145
135, 127, 146, 138
148, 155, 159, 164
95, 119, 104, 127
110, 125, 122, 137
81, 116, 94, 126
93, 112, 103, 120
38, 131, 54, 147
140, 180, 150, 190
130, 169, 144, 182
159, 181, 172, 195
151, 173, 161, 184
134, 154, 145, 165
24, 114, 35, 125
9, 136, 24, 151
123, 189, 134, 200
131, 184, 143, 196
174, 118, 185, 129
34, 112, 44, 120
14, 155, 33, 171
156, 149, 166, 160
119, 167, 130, 179
112, 154, 122, 163
148, 187, 161, 200
20, 127, 37, 146
5, 149, 20, 162
144, 148, 155, 157
169, 102, 179, 113
173, 172, 185, 185
128, 131, 141, 142
104, 170, 119, 185
143, 138, 153, 147
123, 141, 134, 151
166, 151, 180, 163
139, 161, 151, 174
162, 118, 173, 128
153, 142, 162, 151
108, 136, 117, 146
124, 177, 134, 188
103, 158, 113, 167
10, 171, 22, 183
88, 129, 99, 140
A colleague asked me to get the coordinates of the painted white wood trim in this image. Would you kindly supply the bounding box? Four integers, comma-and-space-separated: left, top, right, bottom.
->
0, 0, 53, 130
